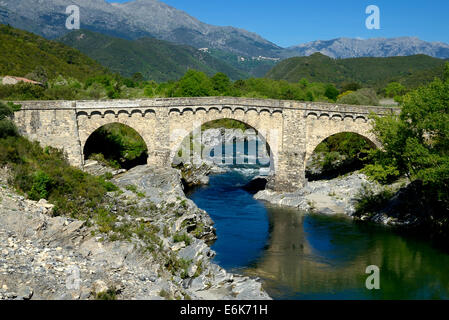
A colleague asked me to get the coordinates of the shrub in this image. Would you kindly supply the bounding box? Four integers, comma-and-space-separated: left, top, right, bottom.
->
95, 288, 117, 300
0, 102, 13, 120
337, 88, 379, 105
362, 163, 401, 184
0, 119, 18, 138
354, 184, 395, 216
29, 171, 53, 200
173, 232, 192, 246
0, 135, 117, 219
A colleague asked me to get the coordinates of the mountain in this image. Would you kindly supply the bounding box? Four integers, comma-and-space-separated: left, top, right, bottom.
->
285, 37, 449, 59
266, 53, 447, 89
59, 30, 248, 81
0, 24, 107, 81
0, 0, 282, 58
2, 0, 449, 77
206, 49, 279, 78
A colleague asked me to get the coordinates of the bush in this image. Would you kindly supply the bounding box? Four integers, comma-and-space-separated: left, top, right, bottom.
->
354, 184, 395, 216
0, 101, 13, 120
0, 119, 18, 138
337, 88, 379, 105
95, 288, 117, 300
173, 233, 192, 246
29, 171, 53, 200
362, 163, 401, 184
0, 135, 119, 218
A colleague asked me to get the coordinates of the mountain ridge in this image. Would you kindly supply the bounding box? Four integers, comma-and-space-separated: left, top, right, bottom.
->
284, 37, 449, 59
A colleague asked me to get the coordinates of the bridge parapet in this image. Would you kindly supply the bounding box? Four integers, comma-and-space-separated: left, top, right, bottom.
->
14, 97, 399, 113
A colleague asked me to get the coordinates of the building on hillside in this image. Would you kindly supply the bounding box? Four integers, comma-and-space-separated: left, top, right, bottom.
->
1, 76, 43, 86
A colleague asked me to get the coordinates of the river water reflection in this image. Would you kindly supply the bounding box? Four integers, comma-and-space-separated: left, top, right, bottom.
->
187, 169, 449, 300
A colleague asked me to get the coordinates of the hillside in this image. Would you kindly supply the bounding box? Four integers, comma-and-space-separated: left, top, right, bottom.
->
59, 30, 248, 82
0, 24, 108, 81
207, 49, 279, 78
266, 53, 446, 88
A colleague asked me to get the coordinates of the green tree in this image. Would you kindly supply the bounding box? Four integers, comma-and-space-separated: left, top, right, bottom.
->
385, 82, 406, 98
443, 62, 449, 82
211, 72, 231, 94
174, 70, 213, 97
367, 75, 449, 203
25, 66, 48, 84
0, 102, 18, 138
324, 84, 339, 101
299, 78, 309, 89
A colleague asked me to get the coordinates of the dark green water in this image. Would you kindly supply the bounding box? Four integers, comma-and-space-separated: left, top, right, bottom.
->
188, 169, 449, 300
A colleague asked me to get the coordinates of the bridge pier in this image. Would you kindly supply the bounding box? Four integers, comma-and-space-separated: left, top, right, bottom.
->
147, 148, 172, 167
270, 151, 306, 192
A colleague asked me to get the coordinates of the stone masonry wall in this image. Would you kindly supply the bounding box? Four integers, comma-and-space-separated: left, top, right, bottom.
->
13, 101, 83, 166
12, 98, 397, 192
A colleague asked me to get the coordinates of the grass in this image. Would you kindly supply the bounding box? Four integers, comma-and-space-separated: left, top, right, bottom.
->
159, 289, 171, 299
95, 288, 117, 300
0, 135, 119, 219
173, 233, 192, 246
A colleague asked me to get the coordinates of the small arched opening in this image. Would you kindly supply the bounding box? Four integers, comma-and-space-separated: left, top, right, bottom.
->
305, 132, 377, 181
83, 123, 148, 170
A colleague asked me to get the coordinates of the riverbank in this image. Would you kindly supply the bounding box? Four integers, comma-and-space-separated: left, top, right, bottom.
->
254, 171, 449, 240
255, 172, 384, 216
0, 165, 270, 300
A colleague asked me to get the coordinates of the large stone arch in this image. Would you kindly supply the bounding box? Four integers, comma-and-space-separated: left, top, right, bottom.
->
170, 117, 277, 172
168, 110, 283, 173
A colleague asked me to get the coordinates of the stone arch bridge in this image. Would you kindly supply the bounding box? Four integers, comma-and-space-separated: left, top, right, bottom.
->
13, 97, 397, 192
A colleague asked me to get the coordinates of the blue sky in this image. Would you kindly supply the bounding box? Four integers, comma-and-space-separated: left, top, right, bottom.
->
108, 0, 449, 47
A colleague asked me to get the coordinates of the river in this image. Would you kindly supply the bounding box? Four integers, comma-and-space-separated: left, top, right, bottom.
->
187, 168, 449, 300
